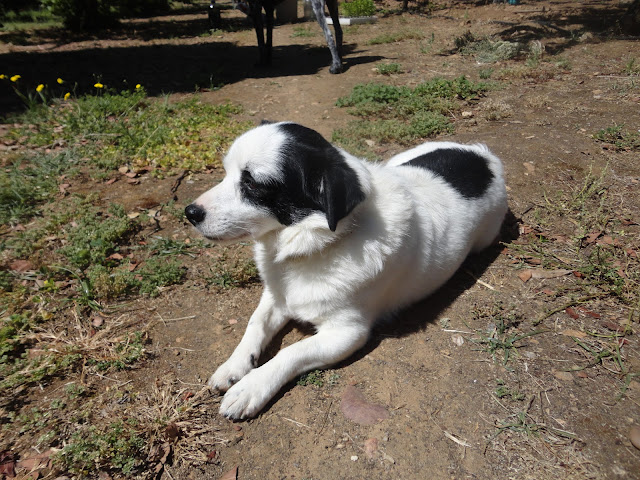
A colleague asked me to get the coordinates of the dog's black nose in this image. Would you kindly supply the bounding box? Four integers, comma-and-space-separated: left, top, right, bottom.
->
185, 204, 206, 226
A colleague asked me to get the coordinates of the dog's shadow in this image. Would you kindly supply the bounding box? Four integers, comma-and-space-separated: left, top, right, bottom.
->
256, 209, 520, 416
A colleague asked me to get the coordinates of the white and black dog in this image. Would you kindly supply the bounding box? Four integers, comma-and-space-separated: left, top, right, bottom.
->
185, 122, 508, 419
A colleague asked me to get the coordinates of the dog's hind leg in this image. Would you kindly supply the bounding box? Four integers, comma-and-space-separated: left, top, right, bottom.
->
311, 0, 343, 73
219, 314, 369, 419
209, 289, 287, 392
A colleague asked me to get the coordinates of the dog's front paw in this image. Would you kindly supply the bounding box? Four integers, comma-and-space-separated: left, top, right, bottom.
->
208, 353, 257, 393
219, 369, 276, 420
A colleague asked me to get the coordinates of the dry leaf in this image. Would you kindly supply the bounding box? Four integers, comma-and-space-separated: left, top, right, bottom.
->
341, 385, 389, 425
451, 334, 464, 346
601, 320, 622, 331
565, 307, 579, 319
530, 269, 572, 279
560, 329, 587, 338
10, 259, 34, 272
585, 232, 601, 244
219, 466, 238, 480
0, 450, 16, 478
576, 307, 600, 318
518, 270, 533, 283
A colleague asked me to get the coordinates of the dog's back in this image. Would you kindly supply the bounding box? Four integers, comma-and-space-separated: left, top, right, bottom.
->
344, 142, 507, 316
388, 141, 507, 253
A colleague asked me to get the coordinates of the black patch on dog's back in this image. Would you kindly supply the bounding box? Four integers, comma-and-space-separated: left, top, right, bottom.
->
404, 148, 493, 199
241, 123, 365, 231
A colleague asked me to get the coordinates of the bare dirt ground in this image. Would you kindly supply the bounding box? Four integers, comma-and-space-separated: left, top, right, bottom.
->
2, 0, 640, 479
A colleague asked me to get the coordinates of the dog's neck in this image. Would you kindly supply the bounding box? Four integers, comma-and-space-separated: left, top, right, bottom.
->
257, 156, 373, 263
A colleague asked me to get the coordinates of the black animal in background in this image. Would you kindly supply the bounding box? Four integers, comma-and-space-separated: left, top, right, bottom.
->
245, 0, 344, 74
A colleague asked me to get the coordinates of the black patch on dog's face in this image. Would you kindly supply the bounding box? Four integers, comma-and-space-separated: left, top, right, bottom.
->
405, 148, 494, 199
240, 123, 365, 231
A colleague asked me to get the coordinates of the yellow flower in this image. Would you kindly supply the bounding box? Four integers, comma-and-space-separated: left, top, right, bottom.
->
57, 78, 64, 84
10, 75, 21, 82
64, 92, 71, 101
36, 84, 45, 92
0, 74, 6, 80
94, 82, 104, 89
135, 84, 142, 89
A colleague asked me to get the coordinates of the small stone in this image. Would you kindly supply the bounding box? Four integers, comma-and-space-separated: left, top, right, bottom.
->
350, 455, 358, 461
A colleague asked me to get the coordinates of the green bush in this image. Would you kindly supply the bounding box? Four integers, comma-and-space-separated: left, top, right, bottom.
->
340, 0, 376, 17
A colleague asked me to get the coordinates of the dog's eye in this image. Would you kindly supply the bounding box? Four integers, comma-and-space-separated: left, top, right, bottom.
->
241, 171, 258, 190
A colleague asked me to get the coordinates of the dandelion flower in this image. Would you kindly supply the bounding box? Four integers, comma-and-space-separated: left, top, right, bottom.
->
0, 74, 6, 80
135, 84, 142, 89
94, 82, 104, 89
57, 78, 64, 84
36, 84, 45, 92
10, 75, 21, 82
64, 92, 71, 100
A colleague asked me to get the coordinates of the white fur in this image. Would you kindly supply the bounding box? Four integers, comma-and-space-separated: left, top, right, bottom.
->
188, 122, 508, 419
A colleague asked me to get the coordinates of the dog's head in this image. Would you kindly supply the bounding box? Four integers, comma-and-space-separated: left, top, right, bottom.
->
185, 122, 367, 244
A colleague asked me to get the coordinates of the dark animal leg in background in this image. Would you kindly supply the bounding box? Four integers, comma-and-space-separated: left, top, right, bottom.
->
325, 0, 342, 52
264, 0, 275, 66
251, 1, 268, 66
312, 0, 343, 74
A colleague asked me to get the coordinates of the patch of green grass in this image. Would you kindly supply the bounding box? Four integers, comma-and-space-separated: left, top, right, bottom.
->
5, 85, 250, 176
376, 62, 403, 75
469, 304, 544, 366
0, 150, 79, 225
454, 31, 525, 64
291, 25, 316, 37
297, 369, 325, 386
297, 369, 340, 387
0, 313, 32, 363
368, 29, 423, 45
495, 379, 525, 401
55, 421, 146, 476
508, 165, 639, 325
333, 76, 488, 155
89, 331, 146, 371
60, 203, 136, 270
623, 57, 640, 75
593, 125, 640, 151
208, 257, 259, 290
340, 0, 376, 17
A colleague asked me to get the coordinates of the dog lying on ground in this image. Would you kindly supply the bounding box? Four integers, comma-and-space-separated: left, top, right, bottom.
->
185, 122, 508, 419
243, 0, 343, 73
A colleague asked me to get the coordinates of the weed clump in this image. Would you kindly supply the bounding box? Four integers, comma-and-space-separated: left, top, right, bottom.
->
333, 76, 488, 155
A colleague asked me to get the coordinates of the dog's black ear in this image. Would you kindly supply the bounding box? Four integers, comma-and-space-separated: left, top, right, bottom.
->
278, 123, 366, 231
321, 160, 365, 232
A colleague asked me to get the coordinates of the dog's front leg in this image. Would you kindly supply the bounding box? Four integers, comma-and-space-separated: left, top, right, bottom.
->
209, 289, 286, 391
219, 315, 369, 419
